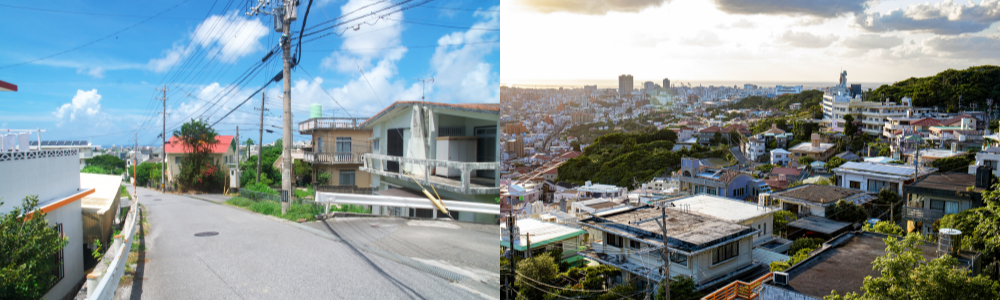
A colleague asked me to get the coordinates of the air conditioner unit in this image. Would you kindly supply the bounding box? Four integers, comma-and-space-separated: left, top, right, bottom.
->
773, 272, 789, 285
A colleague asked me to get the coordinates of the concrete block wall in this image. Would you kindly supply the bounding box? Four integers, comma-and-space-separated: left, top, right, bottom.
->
0, 151, 81, 214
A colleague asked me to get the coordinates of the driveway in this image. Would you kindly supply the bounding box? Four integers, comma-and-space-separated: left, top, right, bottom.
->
120, 187, 491, 300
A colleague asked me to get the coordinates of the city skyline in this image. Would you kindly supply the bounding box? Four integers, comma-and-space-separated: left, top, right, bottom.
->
501, 0, 1000, 84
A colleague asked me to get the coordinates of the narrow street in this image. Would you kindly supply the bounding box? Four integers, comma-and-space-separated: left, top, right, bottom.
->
121, 186, 491, 300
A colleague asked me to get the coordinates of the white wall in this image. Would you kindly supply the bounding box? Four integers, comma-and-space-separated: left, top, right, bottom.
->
42, 200, 84, 300
744, 215, 774, 243
0, 153, 81, 215
837, 172, 904, 195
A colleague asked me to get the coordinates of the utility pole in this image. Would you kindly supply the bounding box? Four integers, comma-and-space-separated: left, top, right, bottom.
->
236, 126, 240, 191
157, 85, 168, 192
505, 203, 517, 300
246, 0, 295, 214
658, 207, 670, 300
255, 93, 267, 184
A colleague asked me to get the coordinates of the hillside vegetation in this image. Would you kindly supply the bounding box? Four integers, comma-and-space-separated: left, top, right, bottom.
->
871, 65, 1000, 112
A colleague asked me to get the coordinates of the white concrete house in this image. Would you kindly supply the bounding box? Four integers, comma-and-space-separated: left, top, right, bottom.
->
969, 146, 1000, 178
770, 148, 791, 167
832, 161, 936, 195
658, 194, 777, 245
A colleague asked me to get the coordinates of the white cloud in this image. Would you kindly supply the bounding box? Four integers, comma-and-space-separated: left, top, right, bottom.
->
517, 0, 670, 15
148, 12, 268, 72
923, 34, 1000, 58
428, 7, 501, 103
321, 0, 406, 73
854, 0, 1000, 35
841, 34, 904, 49
776, 30, 839, 48
682, 30, 724, 47
76, 67, 106, 78
53, 89, 102, 124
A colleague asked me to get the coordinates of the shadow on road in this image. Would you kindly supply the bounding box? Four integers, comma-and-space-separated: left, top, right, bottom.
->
320, 219, 427, 300
128, 207, 147, 300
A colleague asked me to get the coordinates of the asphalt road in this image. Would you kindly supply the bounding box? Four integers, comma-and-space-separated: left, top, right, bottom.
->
123, 187, 491, 300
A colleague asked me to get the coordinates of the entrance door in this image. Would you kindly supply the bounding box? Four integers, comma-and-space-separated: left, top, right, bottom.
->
386, 128, 404, 172
475, 126, 497, 178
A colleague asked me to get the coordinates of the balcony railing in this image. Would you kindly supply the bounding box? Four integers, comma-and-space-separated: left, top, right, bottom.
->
904, 207, 945, 221
360, 153, 499, 195
298, 117, 369, 133
304, 151, 367, 164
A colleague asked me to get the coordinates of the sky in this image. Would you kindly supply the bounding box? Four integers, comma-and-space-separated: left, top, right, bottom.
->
0, 0, 499, 147
501, 0, 1000, 87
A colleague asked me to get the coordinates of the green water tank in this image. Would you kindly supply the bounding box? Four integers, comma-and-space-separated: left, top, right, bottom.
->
310, 104, 322, 118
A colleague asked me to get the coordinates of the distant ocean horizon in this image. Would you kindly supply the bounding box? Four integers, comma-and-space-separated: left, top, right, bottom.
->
501, 79, 895, 90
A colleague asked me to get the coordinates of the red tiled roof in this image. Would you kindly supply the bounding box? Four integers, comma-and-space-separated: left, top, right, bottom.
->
770, 167, 801, 176
910, 117, 941, 127
764, 179, 789, 191
700, 125, 721, 133
940, 115, 973, 126
543, 168, 558, 175
165, 135, 234, 154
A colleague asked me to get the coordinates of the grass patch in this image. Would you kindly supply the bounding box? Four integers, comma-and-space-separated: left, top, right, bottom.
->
225, 196, 371, 222
294, 186, 315, 198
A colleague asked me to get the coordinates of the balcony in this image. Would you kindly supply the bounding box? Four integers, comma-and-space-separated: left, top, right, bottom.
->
304, 151, 368, 165
360, 153, 499, 195
298, 117, 368, 134
904, 206, 945, 222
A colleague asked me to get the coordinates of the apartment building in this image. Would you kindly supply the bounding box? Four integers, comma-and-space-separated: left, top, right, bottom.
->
820, 71, 934, 135
832, 161, 936, 195
297, 117, 373, 190
359, 101, 500, 223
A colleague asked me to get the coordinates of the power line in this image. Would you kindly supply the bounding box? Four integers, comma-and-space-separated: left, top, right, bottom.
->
383, 17, 499, 31
0, 3, 202, 20
0, 0, 193, 70
301, 40, 498, 52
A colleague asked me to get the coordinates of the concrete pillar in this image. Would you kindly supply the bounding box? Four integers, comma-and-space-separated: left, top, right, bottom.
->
86, 271, 101, 297
460, 165, 470, 194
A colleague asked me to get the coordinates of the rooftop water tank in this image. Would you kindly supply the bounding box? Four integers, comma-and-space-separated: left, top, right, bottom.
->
310, 104, 322, 119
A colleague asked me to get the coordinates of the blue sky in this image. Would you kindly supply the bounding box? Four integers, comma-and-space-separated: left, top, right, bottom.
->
0, 0, 500, 147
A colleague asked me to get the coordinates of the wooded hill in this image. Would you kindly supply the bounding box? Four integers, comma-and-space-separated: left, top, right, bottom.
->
871, 65, 1000, 112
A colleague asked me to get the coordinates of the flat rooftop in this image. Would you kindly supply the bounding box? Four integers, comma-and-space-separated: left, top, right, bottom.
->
585, 207, 754, 251
835, 161, 925, 177
790, 142, 834, 153
775, 232, 978, 299
658, 194, 776, 223
501, 218, 585, 250
772, 184, 871, 206
80, 173, 123, 212
787, 216, 852, 235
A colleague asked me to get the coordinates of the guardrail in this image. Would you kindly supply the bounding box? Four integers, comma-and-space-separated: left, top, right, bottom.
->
701, 272, 772, 300
360, 153, 499, 195
315, 192, 501, 215
86, 200, 140, 300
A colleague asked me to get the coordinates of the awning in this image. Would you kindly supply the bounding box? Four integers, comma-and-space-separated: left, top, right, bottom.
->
0, 79, 17, 92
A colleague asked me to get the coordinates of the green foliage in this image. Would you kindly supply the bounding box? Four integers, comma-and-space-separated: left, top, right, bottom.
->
570, 141, 581, 152
81, 165, 110, 175
224, 197, 363, 222
843, 114, 858, 136
773, 210, 798, 236
172, 119, 223, 192
515, 253, 559, 300
871, 189, 902, 221
864, 221, 905, 236
868, 65, 1000, 112
245, 138, 254, 146
316, 171, 332, 185
931, 153, 975, 173
756, 164, 776, 173
770, 247, 818, 272
87, 155, 127, 175
798, 156, 815, 166
244, 182, 278, 195
824, 233, 1000, 300
750, 117, 789, 134
655, 276, 702, 300
294, 186, 315, 199
91, 239, 103, 260
790, 238, 824, 254
826, 199, 869, 223
293, 159, 312, 180
938, 182, 1000, 282
769, 260, 791, 272
722, 90, 824, 113
0, 195, 70, 299
548, 265, 635, 299
826, 156, 848, 173
134, 162, 163, 187
814, 177, 833, 186
560, 138, 728, 189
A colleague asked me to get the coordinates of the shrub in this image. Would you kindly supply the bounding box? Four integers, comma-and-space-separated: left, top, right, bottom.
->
864, 221, 905, 236
770, 260, 791, 272
790, 238, 824, 254
245, 182, 277, 195
0, 196, 69, 299
773, 210, 798, 236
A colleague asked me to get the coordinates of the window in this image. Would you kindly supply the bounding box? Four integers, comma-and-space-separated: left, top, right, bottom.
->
733, 187, 746, 198
317, 137, 323, 153
930, 200, 945, 210
336, 137, 352, 153
607, 233, 624, 248
50, 223, 64, 284
850, 181, 860, 189
986, 160, 998, 171
945, 202, 959, 214
713, 241, 739, 265
373, 139, 380, 152
867, 179, 898, 193
629, 240, 641, 249
175, 156, 184, 165
669, 252, 688, 267
339, 170, 356, 186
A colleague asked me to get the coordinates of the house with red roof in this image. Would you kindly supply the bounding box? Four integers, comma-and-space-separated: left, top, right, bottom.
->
165, 135, 236, 183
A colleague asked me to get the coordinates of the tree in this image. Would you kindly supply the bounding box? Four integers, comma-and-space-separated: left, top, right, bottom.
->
790, 237, 824, 254
571, 141, 581, 152
656, 276, 701, 300
756, 164, 776, 173
773, 210, 798, 236
245, 138, 254, 146
938, 180, 1000, 282
826, 156, 847, 173
712, 132, 723, 145
864, 221, 904, 236
814, 177, 833, 186
515, 253, 559, 300
172, 119, 222, 192
872, 189, 902, 221
826, 200, 868, 223
81, 165, 110, 175
293, 160, 312, 186
1, 195, 69, 299
86, 155, 126, 175
843, 114, 856, 136
798, 156, 815, 166
824, 234, 999, 300
317, 171, 332, 186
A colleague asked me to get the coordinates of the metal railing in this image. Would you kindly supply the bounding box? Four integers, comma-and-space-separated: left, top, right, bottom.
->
315, 185, 376, 195
904, 207, 945, 221
360, 153, 499, 195
86, 199, 139, 300
298, 117, 368, 133
304, 151, 367, 164
701, 272, 772, 300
